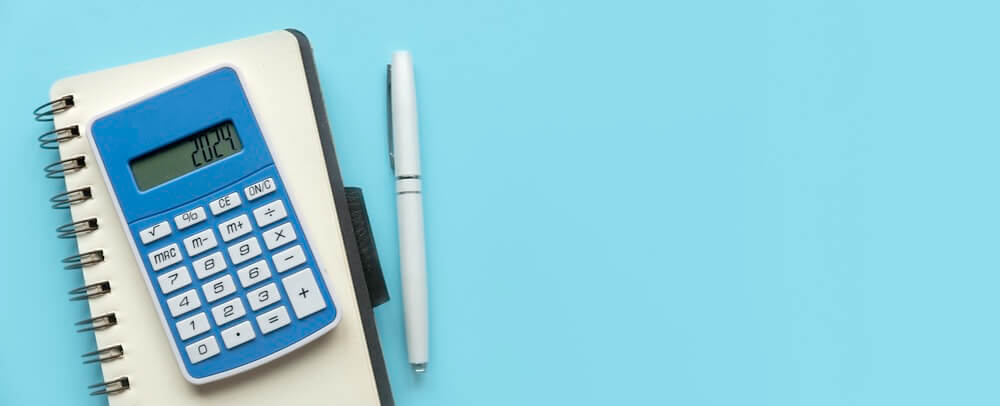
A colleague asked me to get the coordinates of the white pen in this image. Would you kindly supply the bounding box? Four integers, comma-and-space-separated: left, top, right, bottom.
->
388, 51, 429, 373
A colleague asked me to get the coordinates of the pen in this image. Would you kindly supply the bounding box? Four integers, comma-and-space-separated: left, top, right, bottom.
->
388, 51, 429, 373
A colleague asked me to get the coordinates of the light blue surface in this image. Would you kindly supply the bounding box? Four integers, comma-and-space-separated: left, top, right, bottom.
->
2, 1, 1000, 405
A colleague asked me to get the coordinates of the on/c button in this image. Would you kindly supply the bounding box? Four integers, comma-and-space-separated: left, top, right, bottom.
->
245, 177, 277, 201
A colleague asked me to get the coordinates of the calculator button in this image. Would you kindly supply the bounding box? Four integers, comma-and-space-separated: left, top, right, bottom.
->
252, 199, 287, 228
176, 312, 210, 341
148, 243, 182, 271
167, 289, 202, 318
221, 321, 256, 349
209, 192, 242, 215
256, 306, 291, 334
182, 228, 218, 257
157, 266, 192, 295
263, 222, 297, 250
236, 260, 272, 288
227, 236, 262, 265
139, 221, 171, 245
211, 297, 246, 326
282, 269, 327, 319
174, 206, 206, 230
247, 283, 281, 311
186, 336, 220, 364
192, 251, 227, 279
244, 177, 277, 201
273, 245, 306, 273
218, 214, 252, 242
202, 274, 236, 303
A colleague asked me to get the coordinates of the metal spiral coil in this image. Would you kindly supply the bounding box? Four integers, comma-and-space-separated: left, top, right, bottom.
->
88, 377, 129, 396
38, 125, 80, 149
51, 186, 92, 209
33, 95, 74, 122
62, 250, 105, 269
56, 218, 98, 239
44, 155, 86, 178
75, 313, 118, 332
82, 345, 124, 364
68, 281, 111, 301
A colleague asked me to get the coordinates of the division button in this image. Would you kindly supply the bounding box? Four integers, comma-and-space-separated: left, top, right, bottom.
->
252, 199, 287, 228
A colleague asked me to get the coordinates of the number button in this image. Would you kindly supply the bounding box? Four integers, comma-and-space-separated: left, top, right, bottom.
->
221, 321, 256, 349
202, 274, 236, 303
185, 336, 220, 364
157, 266, 192, 295
244, 177, 277, 201
256, 306, 291, 334
236, 260, 272, 288
182, 228, 217, 257
176, 312, 210, 341
209, 192, 242, 215
263, 222, 297, 250
247, 283, 281, 311
167, 289, 202, 317
282, 269, 327, 319
218, 214, 252, 242
273, 245, 306, 273
174, 206, 206, 230
139, 221, 171, 244
192, 251, 227, 279
252, 199, 287, 228
227, 236, 262, 265
211, 297, 246, 326
148, 243, 182, 271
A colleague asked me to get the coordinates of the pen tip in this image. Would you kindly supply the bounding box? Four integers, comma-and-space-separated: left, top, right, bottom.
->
411, 362, 427, 373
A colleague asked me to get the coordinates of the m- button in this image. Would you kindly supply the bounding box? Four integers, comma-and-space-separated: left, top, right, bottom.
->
209, 192, 242, 216
244, 177, 277, 201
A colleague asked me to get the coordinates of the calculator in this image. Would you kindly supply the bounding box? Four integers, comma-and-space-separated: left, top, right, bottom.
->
87, 67, 340, 384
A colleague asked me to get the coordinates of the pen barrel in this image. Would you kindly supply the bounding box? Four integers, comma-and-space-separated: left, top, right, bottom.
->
395, 178, 428, 365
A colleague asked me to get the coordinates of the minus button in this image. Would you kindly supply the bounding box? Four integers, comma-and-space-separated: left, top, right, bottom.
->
273, 245, 306, 273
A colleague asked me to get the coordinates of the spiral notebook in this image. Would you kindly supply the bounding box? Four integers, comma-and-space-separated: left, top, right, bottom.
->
36, 30, 393, 404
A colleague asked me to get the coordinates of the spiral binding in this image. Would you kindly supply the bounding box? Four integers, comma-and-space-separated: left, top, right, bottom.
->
69, 281, 111, 301
56, 218, 98, 239
34, 95, 74, 122
38, 125, 81, 149
82, 345, 124, 364
88, 377, 130, 396
51, 186, 93, 209
62, 250, 105, 269
44, 155, 86, 178
75, 313, 118, 332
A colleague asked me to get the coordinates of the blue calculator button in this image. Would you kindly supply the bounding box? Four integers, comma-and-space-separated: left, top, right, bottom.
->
247, 283, 281, 311
236, 259, 272, 288
256, 306, 291, 334
186, 336, 220, 364
227, 236, 262, 265
202, 274, 237, 303
211, 297, 246, 326
221, 321, 256, 349
244, 177, 277, 201
192, 251, 227, 279
140, 221, 172, 244
182, 228, 218, 257
209, 192, 242, 215
218, 214, 253, 242
148, 243, 182, 271
157, 266, 192, 295
174, 206, 207, 230
252, 199, 287, 227
282, 268, 327, 319
176, 312, 210, 341
262, 222, 296, 250
167, 289, 202, 317
272, 245, 306, 273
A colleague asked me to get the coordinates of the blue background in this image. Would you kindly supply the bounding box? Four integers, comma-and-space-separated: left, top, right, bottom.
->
2, 1, 998, 405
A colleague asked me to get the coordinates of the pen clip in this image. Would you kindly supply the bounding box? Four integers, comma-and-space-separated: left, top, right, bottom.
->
386, 63, 395, 171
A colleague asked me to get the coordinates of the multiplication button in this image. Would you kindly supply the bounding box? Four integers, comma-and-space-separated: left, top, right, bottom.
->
263, 222, 296, 250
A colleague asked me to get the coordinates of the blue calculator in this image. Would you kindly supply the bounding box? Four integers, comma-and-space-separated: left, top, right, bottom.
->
88, 67, 340, 384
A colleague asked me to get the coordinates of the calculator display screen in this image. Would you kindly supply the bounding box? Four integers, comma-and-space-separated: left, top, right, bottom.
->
130, 121, 243, 191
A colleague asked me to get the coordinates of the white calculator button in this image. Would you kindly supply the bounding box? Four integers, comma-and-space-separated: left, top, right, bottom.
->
148, 243, 182, 271
282, 269, 327, 319
192, 251, 227, 279
157, 266, 192, 295
167, 289, 202, 318
202, 274, 236, 303
186, 336, 220, 364
209, 192, 242, 215
256, 306, 291, 334
247, 283, 281, 311
139, 221, 171, 245
236, 260, 272, 288
252, 199, 287, 228
273, 245, 306, 273
218, 214, 252, 242
244, 177, 277, 201
211, 297, 246, 326
182, 228, 218, 257
263, 222, 297, 250
176, 312, 210, 341
174, 206, 206, 230
221, 320, 256, 349
227, 236, 262, 265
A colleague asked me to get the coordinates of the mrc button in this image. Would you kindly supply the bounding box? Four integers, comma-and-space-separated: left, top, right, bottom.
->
244, 178, 277, 201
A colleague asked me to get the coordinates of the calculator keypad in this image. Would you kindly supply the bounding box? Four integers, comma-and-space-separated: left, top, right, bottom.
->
131, 170, 336, 373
